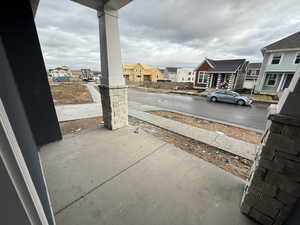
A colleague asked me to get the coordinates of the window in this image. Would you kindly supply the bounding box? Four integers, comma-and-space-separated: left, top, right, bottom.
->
256, 70, 260, 75
295, 53, 300, 64
198, 72, 208, 83
188, 77, 191, 81
188, 72, 192, 75
271, 54, 282, 64
182, 78, 184, 81
266, 73, 278, 86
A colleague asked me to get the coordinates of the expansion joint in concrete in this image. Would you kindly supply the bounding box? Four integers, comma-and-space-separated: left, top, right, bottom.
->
54, 143, 167, 216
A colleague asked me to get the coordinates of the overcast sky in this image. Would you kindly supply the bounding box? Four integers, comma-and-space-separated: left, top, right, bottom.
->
35, 0, 300, 70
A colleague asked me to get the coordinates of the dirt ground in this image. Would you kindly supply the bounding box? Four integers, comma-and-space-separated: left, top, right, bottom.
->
127, 81, 195, 90
59, 117, 103, 135
148, 111, 262, 145
50, 82, 93, 105
129, 116, 252, 180
242, 93, 275, 101
58, 116, 252, 179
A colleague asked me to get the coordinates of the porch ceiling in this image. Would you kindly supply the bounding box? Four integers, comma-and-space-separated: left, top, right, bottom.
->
70, 0, 132, 10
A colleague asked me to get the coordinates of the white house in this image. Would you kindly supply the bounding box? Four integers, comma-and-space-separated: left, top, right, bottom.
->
177, 68, 195, 82
243, 63, 262, 90
164, 67, 195, 82
48, 69, 70, 78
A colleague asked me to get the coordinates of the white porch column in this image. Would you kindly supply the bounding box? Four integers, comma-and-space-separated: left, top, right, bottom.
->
228, 73, 234, 90
216, 74, 221, 89
97, 7, 128, 130
206, 73, 210, 88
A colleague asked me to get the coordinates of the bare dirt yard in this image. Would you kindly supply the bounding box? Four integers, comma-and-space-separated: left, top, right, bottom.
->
148, 110, 262, 145
59, 117, 103, 135
50, 82, 93, 105
129, 116, 252, 180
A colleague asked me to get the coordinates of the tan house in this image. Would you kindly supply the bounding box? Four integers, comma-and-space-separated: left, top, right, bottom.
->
70, 69, 82, 78
123, 63, 163, 82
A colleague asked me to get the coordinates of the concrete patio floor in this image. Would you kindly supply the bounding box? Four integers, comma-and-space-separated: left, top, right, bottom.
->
40, 125, 258, 225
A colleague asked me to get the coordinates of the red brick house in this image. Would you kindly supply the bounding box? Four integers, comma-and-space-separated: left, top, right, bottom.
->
194, 58, 248, 90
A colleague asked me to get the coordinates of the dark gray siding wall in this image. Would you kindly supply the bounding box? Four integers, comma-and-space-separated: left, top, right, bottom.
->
0, 1, 57, 224
0, 1, 62, 146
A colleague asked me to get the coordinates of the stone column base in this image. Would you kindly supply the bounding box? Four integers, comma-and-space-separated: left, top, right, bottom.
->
99, 85, 128, 130
241, 113, 300, 225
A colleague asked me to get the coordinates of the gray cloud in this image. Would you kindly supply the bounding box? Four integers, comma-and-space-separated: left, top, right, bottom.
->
35, 0, 300, 70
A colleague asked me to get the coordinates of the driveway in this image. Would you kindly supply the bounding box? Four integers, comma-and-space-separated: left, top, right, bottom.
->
128, 89, 269, 131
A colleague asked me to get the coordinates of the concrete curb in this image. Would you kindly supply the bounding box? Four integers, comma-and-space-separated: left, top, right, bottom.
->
128, 101, 264, 133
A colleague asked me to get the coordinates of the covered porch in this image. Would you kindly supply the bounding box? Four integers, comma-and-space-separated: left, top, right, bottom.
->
1, 1, 300, 225
40, 125, 257, 225
260, 72, 295, 95
206, 73, 235, 90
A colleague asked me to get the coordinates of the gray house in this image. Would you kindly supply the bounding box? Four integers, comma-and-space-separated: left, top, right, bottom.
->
243, 63, 262, 90
164, 67, 179, 81
255, 31, 300, 95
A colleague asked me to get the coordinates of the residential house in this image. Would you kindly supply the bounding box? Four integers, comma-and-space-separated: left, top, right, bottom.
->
255, 31, 300, 95
164, 67, 179, 81
243, 63, 262, 89
123, 63, 163, 82
80, 69, 94, 81
48, 69, 70, 82
2, 1, 300, 225
194, 58, 248, 90
176, 68, 195, 82
70, 69, 82, 78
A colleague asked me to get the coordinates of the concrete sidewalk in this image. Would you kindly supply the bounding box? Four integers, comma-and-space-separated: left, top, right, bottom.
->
55, 103, 102, 122
129, 109, 257, 160
83, 83, 101, 103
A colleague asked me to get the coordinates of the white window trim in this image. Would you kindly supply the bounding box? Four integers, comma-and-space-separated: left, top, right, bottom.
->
265, 73, 279, 87
294, 52, 300, 64
269, 53, 283, 65
198, 72, 208, 84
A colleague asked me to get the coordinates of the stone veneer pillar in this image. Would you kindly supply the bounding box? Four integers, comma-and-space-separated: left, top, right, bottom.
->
98, 7, 128, 130
241, 66, 300, 225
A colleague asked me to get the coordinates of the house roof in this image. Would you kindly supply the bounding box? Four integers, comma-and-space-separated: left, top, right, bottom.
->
247, 63, 262, 69
123, 63, 149, 70
166, 67, 179, 73
205, 58, 246, 72
262, 31, 300, 52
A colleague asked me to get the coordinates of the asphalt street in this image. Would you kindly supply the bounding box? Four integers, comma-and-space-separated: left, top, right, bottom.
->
128, 89, 269, 131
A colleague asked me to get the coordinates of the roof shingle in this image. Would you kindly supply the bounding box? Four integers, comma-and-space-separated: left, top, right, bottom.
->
263, 31, 300, 52
206, 58, 246, 72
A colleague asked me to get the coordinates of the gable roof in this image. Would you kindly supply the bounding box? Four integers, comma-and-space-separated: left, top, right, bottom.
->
247, 63, 262, 69
262, 31, 300, 52
205, 58, 246, 72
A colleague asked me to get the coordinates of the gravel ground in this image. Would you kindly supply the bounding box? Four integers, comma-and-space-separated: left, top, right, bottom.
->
129, 116, 252, 180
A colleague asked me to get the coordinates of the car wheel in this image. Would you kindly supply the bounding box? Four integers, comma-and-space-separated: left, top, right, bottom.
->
211, 97, 217, 102
237, 100, 245, 106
